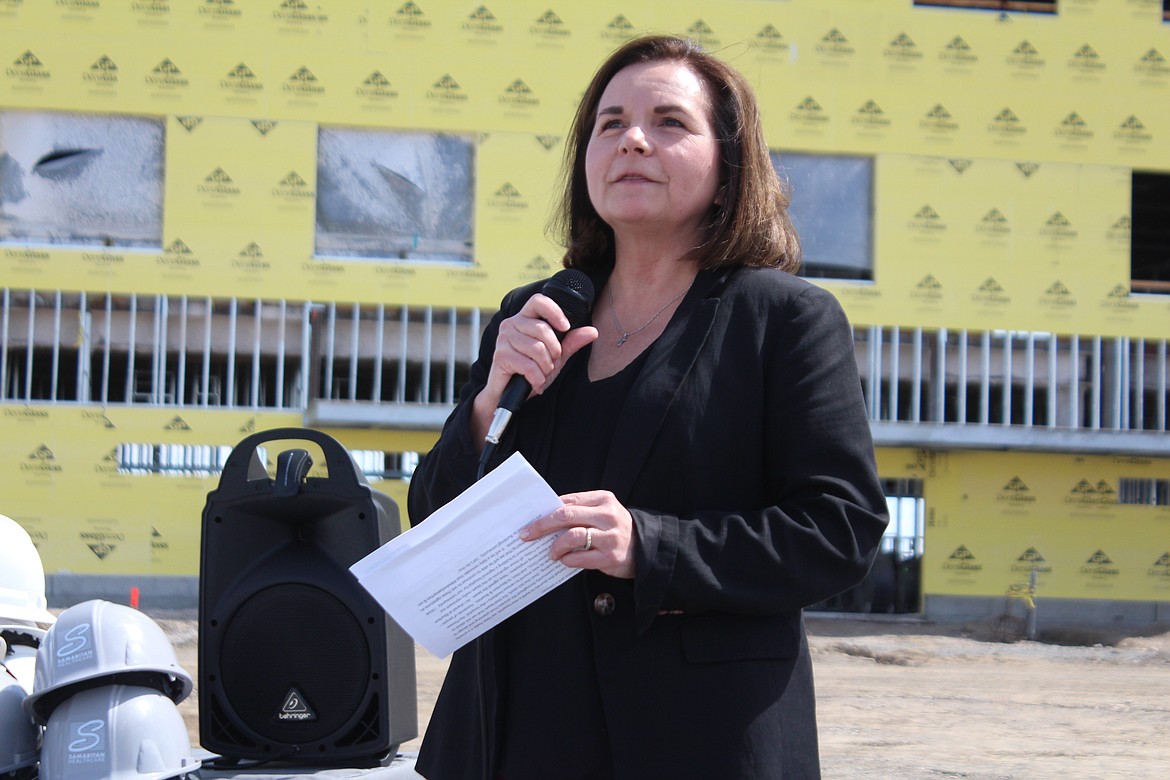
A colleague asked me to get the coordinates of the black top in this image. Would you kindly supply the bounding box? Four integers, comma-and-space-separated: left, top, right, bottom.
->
499, 347, 647, 780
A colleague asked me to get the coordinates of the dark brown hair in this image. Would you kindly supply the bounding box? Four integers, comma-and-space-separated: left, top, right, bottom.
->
552, 35, 801, 274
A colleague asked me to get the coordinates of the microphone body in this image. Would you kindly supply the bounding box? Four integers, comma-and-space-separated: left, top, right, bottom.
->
484, 270, 595, 447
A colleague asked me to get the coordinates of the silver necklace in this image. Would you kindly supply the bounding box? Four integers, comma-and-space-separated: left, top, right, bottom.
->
609, 285, 687, 347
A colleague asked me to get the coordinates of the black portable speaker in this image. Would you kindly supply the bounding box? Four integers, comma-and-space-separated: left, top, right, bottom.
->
198, 427, 417, 766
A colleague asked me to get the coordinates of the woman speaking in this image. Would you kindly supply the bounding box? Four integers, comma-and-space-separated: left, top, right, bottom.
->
408, 34, 890, 780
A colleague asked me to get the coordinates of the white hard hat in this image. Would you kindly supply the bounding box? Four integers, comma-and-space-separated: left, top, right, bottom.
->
0, 514, 55, 628
0, 667, 40, 776
39, 684, 200, 780
1, 624, 46, 695
24, 600, 192, 725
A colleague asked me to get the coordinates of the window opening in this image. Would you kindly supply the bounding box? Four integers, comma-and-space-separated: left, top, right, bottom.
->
1118, 477, 1169, 506
315, 128, 475, 263
771, 152, 874, 281
913, 0, 1056, 13
1131, 170, 1170, 294
0, 110, 164, 248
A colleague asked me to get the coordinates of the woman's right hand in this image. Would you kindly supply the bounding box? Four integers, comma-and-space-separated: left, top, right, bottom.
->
471, 293, 598, 443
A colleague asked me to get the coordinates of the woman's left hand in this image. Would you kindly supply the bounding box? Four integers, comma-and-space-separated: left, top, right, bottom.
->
520, 491, 635, 579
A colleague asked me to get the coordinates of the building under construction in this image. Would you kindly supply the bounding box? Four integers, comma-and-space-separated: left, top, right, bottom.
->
1, 0, 1168, 626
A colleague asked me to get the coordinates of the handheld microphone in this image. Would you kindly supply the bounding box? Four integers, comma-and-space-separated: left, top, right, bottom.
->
484, 269, 595, 450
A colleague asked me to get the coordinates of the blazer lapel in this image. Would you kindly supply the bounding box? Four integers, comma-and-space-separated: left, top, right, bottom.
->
601, 269, 729, 500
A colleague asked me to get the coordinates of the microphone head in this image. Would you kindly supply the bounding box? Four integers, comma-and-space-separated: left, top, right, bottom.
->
542, 269, 595, 327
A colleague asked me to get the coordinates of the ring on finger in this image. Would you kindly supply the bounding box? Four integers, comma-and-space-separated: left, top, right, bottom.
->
583, 527, 593, 552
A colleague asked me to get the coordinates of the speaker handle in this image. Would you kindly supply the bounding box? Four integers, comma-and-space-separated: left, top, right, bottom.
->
274, 448, 313, 497
217, 427, 369, 494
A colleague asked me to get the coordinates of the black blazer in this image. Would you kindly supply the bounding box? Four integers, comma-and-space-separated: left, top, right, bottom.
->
409, 266, 889, 780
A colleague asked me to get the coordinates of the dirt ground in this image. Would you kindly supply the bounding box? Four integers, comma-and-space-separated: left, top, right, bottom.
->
160, 613, 1170, 778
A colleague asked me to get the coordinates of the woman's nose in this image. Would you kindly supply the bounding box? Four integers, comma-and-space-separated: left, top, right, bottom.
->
618, 126, 648, 155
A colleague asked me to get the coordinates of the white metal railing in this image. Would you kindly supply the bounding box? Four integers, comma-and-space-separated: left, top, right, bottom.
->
857, 325, 1168, 433
2, 288, 1167, 450
0, 288, 480, 415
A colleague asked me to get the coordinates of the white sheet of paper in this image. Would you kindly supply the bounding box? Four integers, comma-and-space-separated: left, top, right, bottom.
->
350, 452, 576, 658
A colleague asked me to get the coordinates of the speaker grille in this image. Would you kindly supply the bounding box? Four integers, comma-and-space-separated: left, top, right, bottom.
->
220, 583, 371, 744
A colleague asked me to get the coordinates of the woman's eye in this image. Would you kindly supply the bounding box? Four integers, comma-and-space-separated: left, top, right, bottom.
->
661, 117, 684, 128
599, 119, 623, 131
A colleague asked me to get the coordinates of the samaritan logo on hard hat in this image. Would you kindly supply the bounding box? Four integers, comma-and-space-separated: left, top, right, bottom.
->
56, 623, 96, 666
278, 688, 317, 721
67, 718, 107, 762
